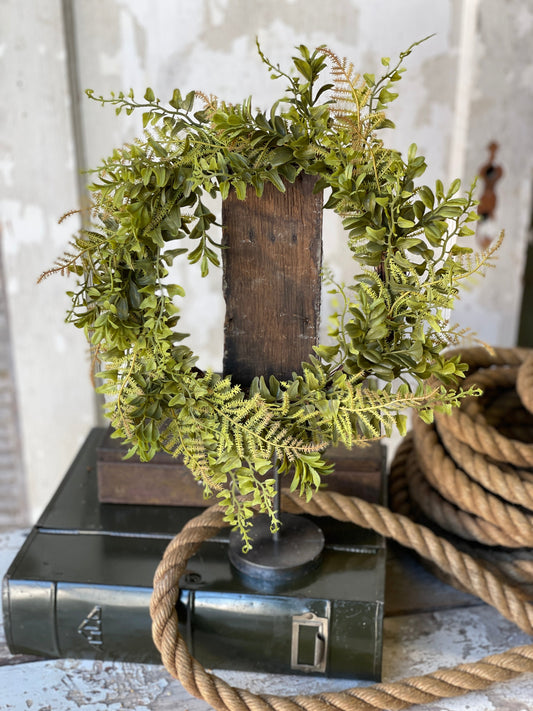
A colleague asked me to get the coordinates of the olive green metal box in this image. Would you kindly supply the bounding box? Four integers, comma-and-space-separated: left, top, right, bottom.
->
3, 428, 386, 679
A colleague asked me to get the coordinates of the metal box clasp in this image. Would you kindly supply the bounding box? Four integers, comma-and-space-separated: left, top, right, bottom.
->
291, 611, 329, 673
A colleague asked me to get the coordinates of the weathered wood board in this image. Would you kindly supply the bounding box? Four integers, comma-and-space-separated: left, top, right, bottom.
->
222, 174, 323, 385
97, 427, 385, 506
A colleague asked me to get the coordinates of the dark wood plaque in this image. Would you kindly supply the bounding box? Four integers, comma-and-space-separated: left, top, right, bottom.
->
96, 426, 384, 507
222, 173, 323, 385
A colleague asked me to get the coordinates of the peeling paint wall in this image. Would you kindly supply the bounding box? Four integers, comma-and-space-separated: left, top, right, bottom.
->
1, 0, 532, 518
451, 0, 533, 346
0, 0, 97, 521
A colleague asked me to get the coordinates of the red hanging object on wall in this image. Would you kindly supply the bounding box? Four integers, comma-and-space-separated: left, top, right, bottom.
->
476, 141, 503, 249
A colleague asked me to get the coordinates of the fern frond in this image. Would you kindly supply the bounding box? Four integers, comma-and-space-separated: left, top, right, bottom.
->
37, 256, 78, 282
321, 47, 367, 119
58, 208, 82, 225
195, 90, 218, 112
211, 377, 245, 404
38, 252, 85, 282
38, 227, 111, 283
456, 230, 503, 278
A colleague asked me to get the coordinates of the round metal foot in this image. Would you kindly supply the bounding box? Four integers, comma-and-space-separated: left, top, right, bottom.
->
229, 513, 325, 591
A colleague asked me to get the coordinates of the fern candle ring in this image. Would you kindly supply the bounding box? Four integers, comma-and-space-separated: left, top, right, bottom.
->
43, 39, 494, 546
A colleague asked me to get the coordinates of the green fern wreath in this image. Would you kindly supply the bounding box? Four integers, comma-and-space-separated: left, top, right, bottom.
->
43, 39, 495, 547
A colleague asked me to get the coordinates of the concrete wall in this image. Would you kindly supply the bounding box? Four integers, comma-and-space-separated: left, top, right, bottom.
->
1, 0, 532, 521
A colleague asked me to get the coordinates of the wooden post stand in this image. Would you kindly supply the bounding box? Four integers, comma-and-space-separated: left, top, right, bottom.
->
222, 175, 326, 586
222, 174, 322, 385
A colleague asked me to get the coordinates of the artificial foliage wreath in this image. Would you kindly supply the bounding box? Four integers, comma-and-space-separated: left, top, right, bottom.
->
43, 39, 498, 547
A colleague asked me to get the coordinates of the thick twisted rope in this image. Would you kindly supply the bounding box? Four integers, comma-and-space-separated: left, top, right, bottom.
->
516, 351, 533, 414
394, 434, 527, 547
435, 348, 533, 467
448, 345, 530, 370
150, 346, 533, 710
391, 437, 533, 604
150, 493, 533, 711
436, 420, 533, 507
411, 417, 533, 546
389, 432, 533, 591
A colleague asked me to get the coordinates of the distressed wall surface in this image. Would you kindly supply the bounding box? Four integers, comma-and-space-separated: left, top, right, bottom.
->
0, 240, 25, 527
0, 0, 97, 522
1, 0, 533, 519
452, 0, 533, 345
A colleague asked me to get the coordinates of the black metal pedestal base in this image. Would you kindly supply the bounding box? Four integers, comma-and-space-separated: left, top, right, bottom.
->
228, 513, 325, 591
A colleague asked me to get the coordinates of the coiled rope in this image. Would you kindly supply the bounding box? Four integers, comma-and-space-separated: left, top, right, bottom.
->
150, 346, 533, 710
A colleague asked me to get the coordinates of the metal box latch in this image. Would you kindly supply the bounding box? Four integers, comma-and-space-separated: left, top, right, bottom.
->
291, 612, 329, 673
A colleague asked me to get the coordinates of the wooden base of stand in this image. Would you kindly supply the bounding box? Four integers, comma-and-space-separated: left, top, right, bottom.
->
96, 427, 385, 507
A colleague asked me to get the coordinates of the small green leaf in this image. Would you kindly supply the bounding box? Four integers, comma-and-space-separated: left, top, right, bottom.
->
397, 216, 415, 229
418, 409, 434, 425
365, 226, 387, 241
448, 178, 461, 197
269, 147, 293, 167
182, 90, 195, 112
169, 88, 182, 110
233, 180, 247, 200
166, 284, 186, 298
395, 413, 408, 436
